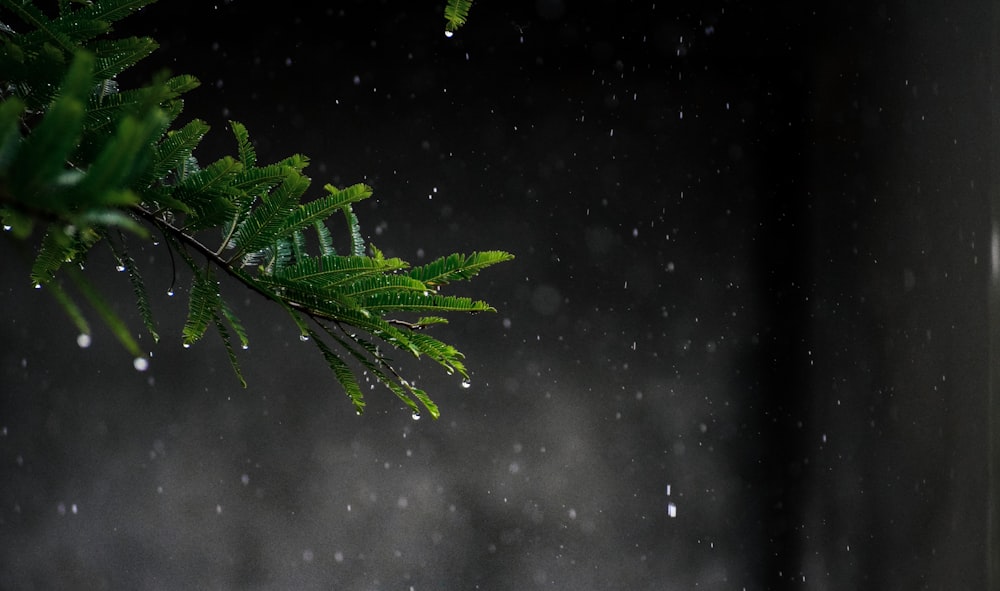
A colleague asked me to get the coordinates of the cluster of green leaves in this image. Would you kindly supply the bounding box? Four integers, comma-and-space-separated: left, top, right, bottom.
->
0, 0, 511, 418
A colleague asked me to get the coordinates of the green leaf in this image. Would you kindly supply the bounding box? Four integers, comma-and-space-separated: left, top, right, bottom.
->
359, 291, 495, 314
341, 274, 429, 299
65, 265, 143, 358
407, 384, 440, 420
44, 279, 91, 338
9, 50, 93, 205
274, 254, 408, 287
31, 226, 78, 286
152, 119, 209, 180
173, 155, 242, 230
230, 171, 311, 257
307, 327, 366, 414
407, 250, 515, 286
182, 268, 220, 345
276, 182, 372, 236
230, 120, 256, 168
73, 111, 165, 203
444, 0, 474, 33
219, 297, 249, 350
214, 314, 247, 388
342, 204, 364, 256
92, 36, 159, 79
314, 220, 335, 256
109, 236, 159, 343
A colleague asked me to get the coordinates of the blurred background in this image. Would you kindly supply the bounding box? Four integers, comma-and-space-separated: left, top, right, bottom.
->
1, 1, 994, 589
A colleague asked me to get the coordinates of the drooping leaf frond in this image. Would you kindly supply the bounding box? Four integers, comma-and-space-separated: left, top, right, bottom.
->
182, 268, 220, 345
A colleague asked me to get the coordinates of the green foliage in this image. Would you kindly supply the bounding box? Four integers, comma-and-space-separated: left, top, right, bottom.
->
0, 0, 511, 417
444, 0, 474, 33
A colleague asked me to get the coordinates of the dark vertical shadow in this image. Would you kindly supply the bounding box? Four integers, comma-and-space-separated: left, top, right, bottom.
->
742, 5, 813, 588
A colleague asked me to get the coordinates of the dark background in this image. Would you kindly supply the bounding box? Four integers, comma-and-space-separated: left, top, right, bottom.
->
1, 1, 995, 589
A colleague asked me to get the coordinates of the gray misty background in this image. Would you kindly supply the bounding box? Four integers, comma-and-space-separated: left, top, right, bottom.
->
0, 1, 995, 589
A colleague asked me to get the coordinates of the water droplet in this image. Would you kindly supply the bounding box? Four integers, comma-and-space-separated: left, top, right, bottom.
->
411, 411, 421, 421
2, 225, 11, 231
115, 264, 126, 272
667, 502, 678, 518
299, 334, 310, 342
241, 344, 249, 350
76, 333, 92, 348
182, 343, 191, 349
33, 283, 41, 290
444, 29, 454, 38
166, 288, 175, 297
461, 379, 472, 389
133, 357, 149, 372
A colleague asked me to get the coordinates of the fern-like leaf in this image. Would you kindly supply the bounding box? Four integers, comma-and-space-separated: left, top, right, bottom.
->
314, 220, 335, 256
91, 36, 159, 79
273, 254, 408, 287
342, 204, 364, 256
444, 0, 473, 33
230, 120, 256, 169
172, 155, 242, 230
219, 297, 249, 350
152, 119, 209, 180
359, 291, 495, 314
407, 250, 515, 286
276, 182, 372, 236
110, 236, 159, 342
214, 314, 246, 387
307, 327, 366, 414
182, 268, 220, 345
229, 172, 310, 258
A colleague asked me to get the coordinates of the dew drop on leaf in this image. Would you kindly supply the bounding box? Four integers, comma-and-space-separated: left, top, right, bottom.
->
444, 29, 454, 38
461, 378, 472, 389
76, 334, 91, 348
299, 334, 310, 342
411, 411, 422, 421
133, 357, 149, 372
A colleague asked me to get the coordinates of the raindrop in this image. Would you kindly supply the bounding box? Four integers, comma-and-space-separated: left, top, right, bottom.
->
461, 379, 472, 389
444, 29, 454, 38
166, 288, 175, 297
33, 283, 41, 289
411, 411, 421, 421
241, 344, 249, 350
133, 357, 149, 372
76, 333, 92, 348
3, 225, 11, 231
182, 343, 191, 349
115, 264, 127, 272
299, 334, 310, 342
667, 502, 678, 518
